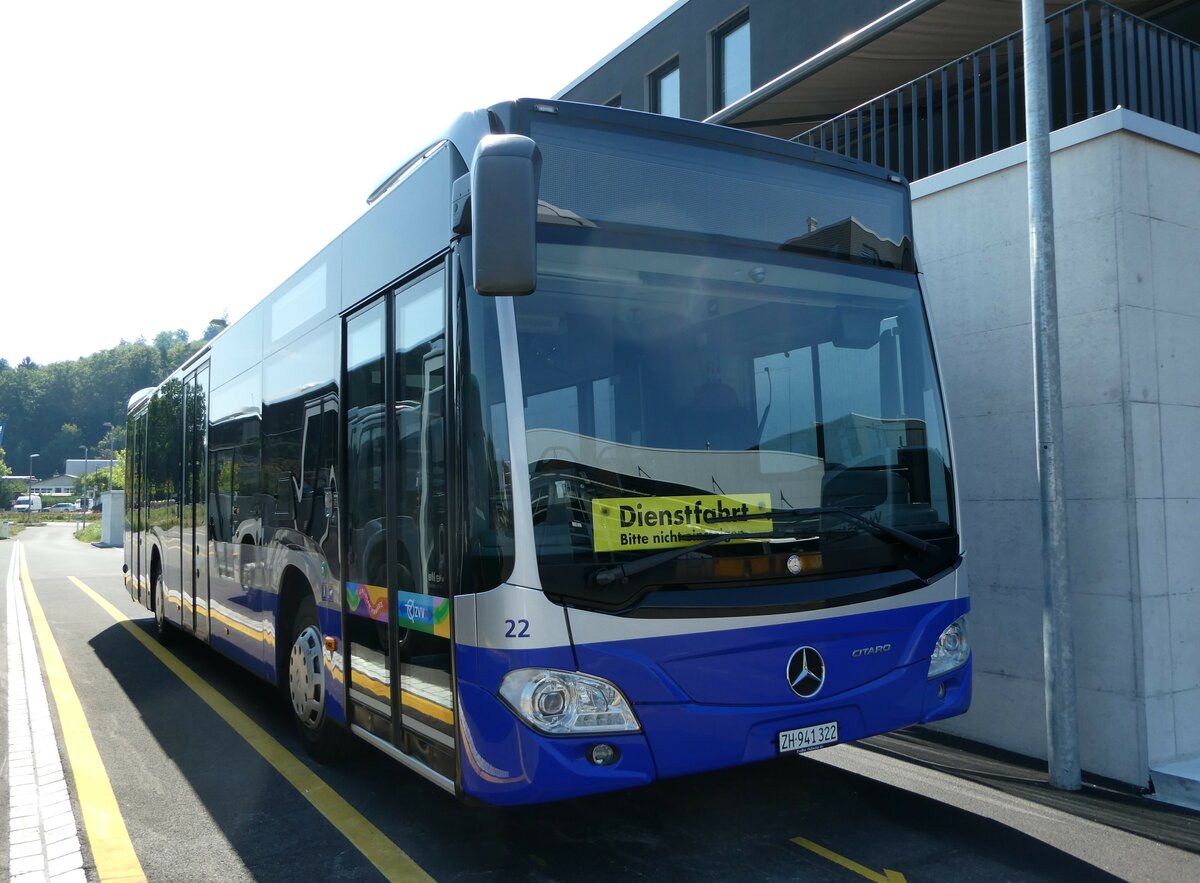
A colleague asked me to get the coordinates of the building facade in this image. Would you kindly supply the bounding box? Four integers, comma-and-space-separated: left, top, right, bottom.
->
560, 0, 1200, 807
64, 458, 118, 479
31, 474, 78, 495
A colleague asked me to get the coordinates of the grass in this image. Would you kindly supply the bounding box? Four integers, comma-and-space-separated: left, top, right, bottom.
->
0, 513, 103, 543
74, 522, 102, 543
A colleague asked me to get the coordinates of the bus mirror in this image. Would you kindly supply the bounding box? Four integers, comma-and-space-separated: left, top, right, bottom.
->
471, 135, 541, 295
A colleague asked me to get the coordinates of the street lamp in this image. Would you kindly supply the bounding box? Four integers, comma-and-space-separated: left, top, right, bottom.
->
80, 445, 89, 528
103, 422, 114, 490
27, 453, 39, 523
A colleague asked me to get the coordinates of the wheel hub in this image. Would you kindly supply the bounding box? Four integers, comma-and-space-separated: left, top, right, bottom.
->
289, 625, 326, 729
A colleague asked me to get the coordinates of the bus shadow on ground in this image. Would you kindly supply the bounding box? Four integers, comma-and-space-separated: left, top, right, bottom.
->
88, 622, 1123, 882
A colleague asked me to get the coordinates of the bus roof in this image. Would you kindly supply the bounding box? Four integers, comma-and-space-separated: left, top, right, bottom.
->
133, 98, 909, 411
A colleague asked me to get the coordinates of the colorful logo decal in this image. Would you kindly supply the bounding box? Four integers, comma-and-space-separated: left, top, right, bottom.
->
396, 589, 451, 639
345, 582, 450, 639
591, 493, 772, 552
345, 582, 388, 621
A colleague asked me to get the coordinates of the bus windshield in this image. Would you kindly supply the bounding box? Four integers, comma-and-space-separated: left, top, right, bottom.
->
515, 226, 957, 610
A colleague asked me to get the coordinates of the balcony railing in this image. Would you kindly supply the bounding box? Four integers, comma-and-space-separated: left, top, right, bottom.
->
795, 1, 1200, 182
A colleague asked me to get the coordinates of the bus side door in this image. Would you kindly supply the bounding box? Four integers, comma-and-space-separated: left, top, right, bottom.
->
343, 266, 455, 785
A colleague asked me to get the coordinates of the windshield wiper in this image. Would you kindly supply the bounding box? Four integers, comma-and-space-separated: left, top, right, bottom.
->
591, 529, 811, 587
709, 506, 939, 557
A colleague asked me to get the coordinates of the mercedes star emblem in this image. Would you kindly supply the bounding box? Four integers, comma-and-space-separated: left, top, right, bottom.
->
786, 646, 826, 698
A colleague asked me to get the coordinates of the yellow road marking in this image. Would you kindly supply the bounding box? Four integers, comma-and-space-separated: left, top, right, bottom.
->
791, 836, 907, 883
401, 690, 455, 726
350, 670, 455, 727
68, 576, 434, 883
19, 547, 148, 882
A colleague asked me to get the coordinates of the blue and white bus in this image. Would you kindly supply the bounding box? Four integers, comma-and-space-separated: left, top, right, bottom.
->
124, 98, 969, 806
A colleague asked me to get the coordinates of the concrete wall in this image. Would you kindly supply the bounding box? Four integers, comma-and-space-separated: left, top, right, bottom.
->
913, 111, 1200, 786
100, 490, 124, 548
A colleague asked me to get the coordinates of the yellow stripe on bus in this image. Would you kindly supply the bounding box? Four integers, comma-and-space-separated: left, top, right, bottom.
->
207, 606, 266, 642
67, 576, 433, 883
19, 547, 147, 883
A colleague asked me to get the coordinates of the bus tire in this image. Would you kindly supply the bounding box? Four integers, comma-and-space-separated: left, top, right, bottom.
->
287, 596, 344, 762
153, 569, 174, 645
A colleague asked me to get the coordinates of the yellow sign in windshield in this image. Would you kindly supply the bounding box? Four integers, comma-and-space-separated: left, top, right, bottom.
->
591, 493, 773, 552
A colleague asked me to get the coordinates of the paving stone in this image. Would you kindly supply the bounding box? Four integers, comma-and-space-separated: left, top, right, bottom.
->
10, 838, 45, 859
45, 836, 81, 861
47, 852, 83, 877
50, 869, 89, 883
10, 853, 46, 875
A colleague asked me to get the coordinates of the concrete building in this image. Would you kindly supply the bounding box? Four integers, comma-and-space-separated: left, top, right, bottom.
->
560, 0, 1200, 807
31, 474, 77, 495
64, 458, 118, 480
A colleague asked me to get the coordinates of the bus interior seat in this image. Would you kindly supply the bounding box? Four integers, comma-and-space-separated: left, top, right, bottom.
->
676, 379, 759, 451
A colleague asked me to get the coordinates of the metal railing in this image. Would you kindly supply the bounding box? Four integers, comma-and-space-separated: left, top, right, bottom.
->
795, 1, 1200, 181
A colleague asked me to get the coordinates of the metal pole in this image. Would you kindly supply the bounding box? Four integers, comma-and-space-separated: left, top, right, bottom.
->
1022, 0, 1081, 791
81, 445, 89, 529
28, 453, 39, 523
104, 422, 114, 491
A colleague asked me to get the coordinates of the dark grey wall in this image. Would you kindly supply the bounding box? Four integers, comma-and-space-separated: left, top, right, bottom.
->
560, 0, 899, 119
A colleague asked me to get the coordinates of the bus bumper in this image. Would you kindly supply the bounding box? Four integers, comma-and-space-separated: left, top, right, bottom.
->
458, 681, 658, 805
456, 597, 971, 805
636, 654, 971, 779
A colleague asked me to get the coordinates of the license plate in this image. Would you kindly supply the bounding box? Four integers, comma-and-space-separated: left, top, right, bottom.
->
778, 721, 838, 754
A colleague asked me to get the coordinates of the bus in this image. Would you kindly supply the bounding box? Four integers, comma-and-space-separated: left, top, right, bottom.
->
124, 98, 969, 806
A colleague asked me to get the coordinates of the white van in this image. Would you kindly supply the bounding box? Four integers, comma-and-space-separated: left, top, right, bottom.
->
13, 494, 43, 512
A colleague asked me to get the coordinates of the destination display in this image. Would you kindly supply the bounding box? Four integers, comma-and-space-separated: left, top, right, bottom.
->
590, 493, 772, 552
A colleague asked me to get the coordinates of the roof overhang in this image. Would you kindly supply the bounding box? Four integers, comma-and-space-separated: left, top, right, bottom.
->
707, 0, 1168, 140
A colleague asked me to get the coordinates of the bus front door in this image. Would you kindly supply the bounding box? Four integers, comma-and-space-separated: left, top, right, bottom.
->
343, 269, 455, 786
345, 299, 395, 734
392, 271, 454, 783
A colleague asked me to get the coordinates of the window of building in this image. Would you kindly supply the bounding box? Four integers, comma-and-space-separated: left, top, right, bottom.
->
714, 12, 751, 110
650, 59, 680, 117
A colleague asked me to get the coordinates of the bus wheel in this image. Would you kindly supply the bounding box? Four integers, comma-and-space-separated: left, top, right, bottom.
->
287, 596, 343, 761
153, 570, 174, 645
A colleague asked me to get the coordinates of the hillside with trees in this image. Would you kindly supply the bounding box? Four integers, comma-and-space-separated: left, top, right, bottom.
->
0, 324, 223, 506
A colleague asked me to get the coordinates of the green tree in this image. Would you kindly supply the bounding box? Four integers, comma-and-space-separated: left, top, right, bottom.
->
48, 423, 84, 480
76, 449, 124, 496
0, 447, 13, 508
0, 327, 205, 486
202, 312, 229, 341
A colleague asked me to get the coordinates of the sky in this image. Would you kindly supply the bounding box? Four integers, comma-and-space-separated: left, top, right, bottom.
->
0, 1, 678, 367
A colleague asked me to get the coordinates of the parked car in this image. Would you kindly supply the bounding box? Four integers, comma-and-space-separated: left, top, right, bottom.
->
46, 502, 76, 512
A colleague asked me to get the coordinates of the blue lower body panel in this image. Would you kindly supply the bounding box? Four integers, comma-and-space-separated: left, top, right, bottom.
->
456, 598, 970, 805
458, 682, 657, 805
638, 653, 971, 779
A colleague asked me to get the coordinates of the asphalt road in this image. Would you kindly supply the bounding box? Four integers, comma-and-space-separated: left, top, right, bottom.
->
3, 523, 1198, 882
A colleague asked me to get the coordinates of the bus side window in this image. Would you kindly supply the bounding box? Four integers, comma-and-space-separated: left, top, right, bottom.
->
394, 274, 445, 596
300, 399, 337, 539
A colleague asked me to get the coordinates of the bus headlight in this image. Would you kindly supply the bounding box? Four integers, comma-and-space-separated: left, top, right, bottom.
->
499, 669, 641, 735
928, 616, 969, 678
